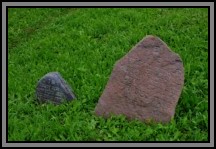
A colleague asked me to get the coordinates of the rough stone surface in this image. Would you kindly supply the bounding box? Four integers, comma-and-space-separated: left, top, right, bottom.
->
36, 72, 76, 104
95, 35, 184, 123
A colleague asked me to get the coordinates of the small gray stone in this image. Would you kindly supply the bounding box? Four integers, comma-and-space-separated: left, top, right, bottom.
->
36, 72, 76, 104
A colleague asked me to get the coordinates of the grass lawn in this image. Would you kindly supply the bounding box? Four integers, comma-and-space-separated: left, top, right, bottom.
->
8, 8, 208, 141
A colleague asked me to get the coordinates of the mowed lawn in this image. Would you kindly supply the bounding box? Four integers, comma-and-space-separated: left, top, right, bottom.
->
8, 8, 208, 141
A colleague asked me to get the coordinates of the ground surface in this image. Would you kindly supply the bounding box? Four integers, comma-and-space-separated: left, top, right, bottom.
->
8, 8, 208, 141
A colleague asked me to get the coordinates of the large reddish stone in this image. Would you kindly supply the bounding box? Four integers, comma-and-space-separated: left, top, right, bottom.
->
95, 35, 184, 123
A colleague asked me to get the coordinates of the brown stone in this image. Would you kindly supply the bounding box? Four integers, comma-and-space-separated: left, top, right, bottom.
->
94, 35, 184, 123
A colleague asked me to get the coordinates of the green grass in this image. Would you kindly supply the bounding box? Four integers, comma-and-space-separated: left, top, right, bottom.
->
8, 8, 208, 141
